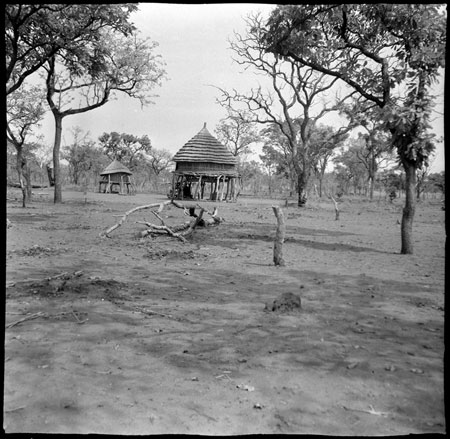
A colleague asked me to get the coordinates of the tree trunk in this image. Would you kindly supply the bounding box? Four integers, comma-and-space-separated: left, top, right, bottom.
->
53, 115, 63, 203
368, 175, 375, 200
46, 164, 55, 187
24, 165, 32, 200
16, 147, 29, 208
297, 171, 308, 207
400, 160, 416, 254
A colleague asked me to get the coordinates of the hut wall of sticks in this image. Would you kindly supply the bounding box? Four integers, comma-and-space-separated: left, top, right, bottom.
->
99, 159, 136, 195
170, 123, 241, 202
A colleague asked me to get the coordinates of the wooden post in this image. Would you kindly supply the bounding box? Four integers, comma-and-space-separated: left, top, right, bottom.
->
330, 195, 340, 220
180, 175, 184, 200
201, 180, 205, 199
219, 175, 226, 201
194, 175, 202, 199
215, 176, 220, 201
272, 205, 286, 266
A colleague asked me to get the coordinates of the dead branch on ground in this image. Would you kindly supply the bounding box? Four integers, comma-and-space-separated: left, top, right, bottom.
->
6, 312, 47, 328
6, 309, 90, 328
100, 200, 172, 237
100, 200, 223, 240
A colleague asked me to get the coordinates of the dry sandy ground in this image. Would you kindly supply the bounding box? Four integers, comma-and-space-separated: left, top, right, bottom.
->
4, 188, 446, 435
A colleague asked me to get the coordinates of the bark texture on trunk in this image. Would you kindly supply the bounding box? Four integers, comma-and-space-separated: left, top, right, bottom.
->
272, 205, 286, 266
401, 160, 416, 255
297, 172, 308, 207
16, 147, 31, 208
53, 116, 63, 203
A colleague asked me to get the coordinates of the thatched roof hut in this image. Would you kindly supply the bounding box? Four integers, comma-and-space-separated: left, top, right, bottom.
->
170, 123, 241, 201
100, 159, 132, 176
99, 159, 135, 194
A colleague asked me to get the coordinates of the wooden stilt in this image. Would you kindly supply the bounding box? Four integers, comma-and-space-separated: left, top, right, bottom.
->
230, 178, 235, 201
201, 180, 205, 200
220, 175, 226, 201
194, 175, 202, 199
215, 176, 220, 201
180, 175, 184, 200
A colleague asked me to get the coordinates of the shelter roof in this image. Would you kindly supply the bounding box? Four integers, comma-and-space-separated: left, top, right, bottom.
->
173, 123, 236, 165
100, 159, 132, 175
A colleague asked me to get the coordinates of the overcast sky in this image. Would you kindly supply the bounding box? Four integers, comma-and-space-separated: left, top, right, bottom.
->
38, 3, 445, 172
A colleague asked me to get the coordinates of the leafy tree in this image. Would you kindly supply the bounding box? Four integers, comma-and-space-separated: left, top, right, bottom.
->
6, 84, 46, 206
98, 132, 152, 170
309, 124, 348, 198
262, 4, 446, 253
6, 4, 166, 203
379, 170, 405, 200
338, 104, 396, 200
355, 131, 395, 200
44, 27, 166, 203
426, 172, 445, 197
333, 144, 368, 196
5, 4, 138, 95
341, 131, 396, 199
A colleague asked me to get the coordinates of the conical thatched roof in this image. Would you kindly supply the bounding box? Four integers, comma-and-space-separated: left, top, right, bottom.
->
173, 123, 236, 165
100, 159, 132, 176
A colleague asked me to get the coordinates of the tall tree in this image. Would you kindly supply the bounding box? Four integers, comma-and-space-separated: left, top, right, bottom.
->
262, 4, 446, 253
6, 4, 166, 203
6, 84, 46, 207
354, 130, 396, 200
310, 124, 348, 198
44, 28, 166, 202
333, 146, 368, 196
217, 13, 354, 206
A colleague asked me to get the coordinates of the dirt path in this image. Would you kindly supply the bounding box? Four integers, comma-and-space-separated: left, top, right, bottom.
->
4, 189, 445, 435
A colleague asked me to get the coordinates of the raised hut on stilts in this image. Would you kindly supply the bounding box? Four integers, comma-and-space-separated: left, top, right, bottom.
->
170, 123, 241, 202
99, 159, 136, 195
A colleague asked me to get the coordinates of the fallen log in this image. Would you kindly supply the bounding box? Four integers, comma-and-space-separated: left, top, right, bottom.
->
100, 200, 222, 240
136, 219, 188, 243
100, 200, 172, 237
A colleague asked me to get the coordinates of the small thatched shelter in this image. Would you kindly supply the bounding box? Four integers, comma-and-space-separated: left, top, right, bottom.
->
99, 159, 135, 195
170, 123, 241, 201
